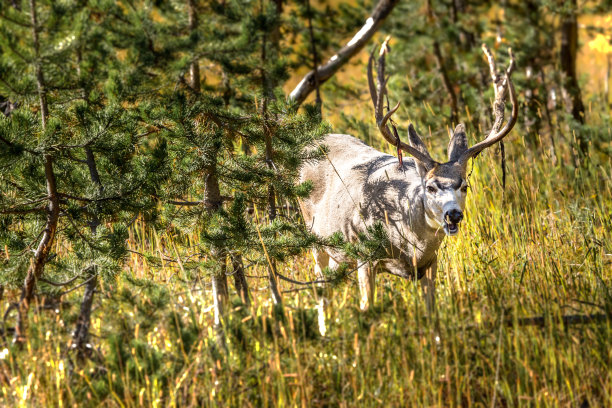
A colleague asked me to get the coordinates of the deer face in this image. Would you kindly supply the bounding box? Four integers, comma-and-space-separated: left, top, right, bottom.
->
422, 163, 468, 236
409, 124, 470, 236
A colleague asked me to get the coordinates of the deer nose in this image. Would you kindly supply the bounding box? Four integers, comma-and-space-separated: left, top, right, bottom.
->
445, 209, 463, 224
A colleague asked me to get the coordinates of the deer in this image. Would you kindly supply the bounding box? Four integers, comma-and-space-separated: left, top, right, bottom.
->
299, 39, 517, 335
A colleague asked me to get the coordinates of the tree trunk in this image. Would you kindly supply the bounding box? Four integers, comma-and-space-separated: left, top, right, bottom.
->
14, 2, 59, 345
450, 0, 476, 50
187, 0, 201, 92
261, 16, 284, 306
70, 275, 97, 361
69, 147, 103, 359
305, 0, 322, 115
264, 127, 283, 305
211, 258, 229, 326
432, 41, 458, 125
559, 0, 587, 155
185, 0, 229, 334
30, 0, 48, 128
204, 162, 229, 332
15, 156, 60, 343
231, 256, 250, 306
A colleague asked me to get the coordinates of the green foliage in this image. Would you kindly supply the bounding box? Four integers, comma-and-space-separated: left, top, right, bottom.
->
0, 1, 610, 406
0, 1, 165, 295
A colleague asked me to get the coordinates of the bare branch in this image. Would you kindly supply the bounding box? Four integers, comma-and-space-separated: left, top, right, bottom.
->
58, 276, 95, 297
0, 206, 45, 215
39, 274, 81, 287
274, 261, 366, 286
289, 0, 400, 106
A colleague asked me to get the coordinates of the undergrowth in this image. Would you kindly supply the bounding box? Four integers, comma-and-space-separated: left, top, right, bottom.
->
1, 120, 610, 407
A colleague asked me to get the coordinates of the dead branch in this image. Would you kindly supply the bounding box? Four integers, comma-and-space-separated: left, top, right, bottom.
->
289, 0, 400, 106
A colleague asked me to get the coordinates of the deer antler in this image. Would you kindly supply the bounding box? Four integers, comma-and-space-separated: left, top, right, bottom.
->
458, 45, 518, 165
367, 38, 435, 167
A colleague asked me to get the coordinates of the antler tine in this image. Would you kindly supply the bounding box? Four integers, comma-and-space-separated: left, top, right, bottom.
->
505, 48, 516, 76
367, 48, 378, 113
381, 101, 401, 129
376, 37, 391, 121
482, 43, 499, 84
366, 37, 435, 166
459, 46, 518, 163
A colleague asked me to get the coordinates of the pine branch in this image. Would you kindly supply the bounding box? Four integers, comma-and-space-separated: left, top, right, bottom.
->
39, 274, 81, 287
0, 207, 45, 215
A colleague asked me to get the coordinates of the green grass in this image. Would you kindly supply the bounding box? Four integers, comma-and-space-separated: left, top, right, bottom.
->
1, 128, 611, 407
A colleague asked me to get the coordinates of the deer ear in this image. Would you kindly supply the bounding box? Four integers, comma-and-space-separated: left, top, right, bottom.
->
408, 124, 434, 173
448, 124, 468, 162
408, 124, 429, 156
414, 160, 431, 179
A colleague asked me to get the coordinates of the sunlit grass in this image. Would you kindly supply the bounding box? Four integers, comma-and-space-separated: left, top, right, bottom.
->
1, 115, 611, 407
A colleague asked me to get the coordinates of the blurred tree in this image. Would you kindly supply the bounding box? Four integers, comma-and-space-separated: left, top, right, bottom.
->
324, 0, 606, 178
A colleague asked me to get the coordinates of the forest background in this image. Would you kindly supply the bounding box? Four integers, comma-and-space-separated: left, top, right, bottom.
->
0, 0, 611, 406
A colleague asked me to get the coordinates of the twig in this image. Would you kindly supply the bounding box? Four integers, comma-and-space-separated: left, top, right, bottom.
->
58, 276, 96, 297
39, 274, 81, 287
274, 261, 366, 286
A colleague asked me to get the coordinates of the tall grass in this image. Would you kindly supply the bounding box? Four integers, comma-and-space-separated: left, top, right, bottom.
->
1, 115, 611, 407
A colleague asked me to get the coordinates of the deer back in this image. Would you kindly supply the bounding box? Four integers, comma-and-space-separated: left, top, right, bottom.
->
300, 133, 443, 271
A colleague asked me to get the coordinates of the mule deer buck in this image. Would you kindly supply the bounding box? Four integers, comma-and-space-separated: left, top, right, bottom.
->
299, 40, 517, 334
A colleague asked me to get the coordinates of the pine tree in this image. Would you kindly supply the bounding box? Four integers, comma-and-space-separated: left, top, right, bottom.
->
0, 0, 167, 346
1, 0, 399, 348
97, 1, 330, 335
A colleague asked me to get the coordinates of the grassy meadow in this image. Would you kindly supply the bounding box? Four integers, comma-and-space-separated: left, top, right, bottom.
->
1, 102, 610, 407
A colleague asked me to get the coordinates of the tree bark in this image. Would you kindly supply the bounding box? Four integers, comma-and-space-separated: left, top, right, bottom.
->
559, 0, 587, 155
258, 1, 284, 305
289, 0, 400, 106
264, 127, 283, 305
14, 0, 60, 345
261, 26, 283, 306
231, 256, 250, 305
185, 0, 229, 332
69, 147, 104, 359
204, 160, 229, 330
450, 0, 476, 50
305, 0, 322, 115
187, 0, 201, 92
211, 259, 229, 326
70, 275, 97, 361
15, 155, 60, 343
30, 0, 48, 128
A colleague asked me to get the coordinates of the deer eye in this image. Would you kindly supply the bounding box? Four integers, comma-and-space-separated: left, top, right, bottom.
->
426, 185, 437, 194
461, 185, 469, 193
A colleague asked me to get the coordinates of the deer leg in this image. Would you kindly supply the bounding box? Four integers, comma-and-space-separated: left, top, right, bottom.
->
358, 263, 375, 310
420, 260, 438, 314
313, 249, 330, 336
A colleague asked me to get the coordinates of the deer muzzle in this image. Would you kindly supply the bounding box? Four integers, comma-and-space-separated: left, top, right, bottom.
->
444, 209, 463, 235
